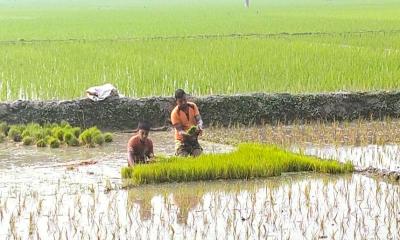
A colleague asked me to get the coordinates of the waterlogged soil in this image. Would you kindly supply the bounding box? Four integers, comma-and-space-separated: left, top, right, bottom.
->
1, 131, 400, 239
204, 121, 400, 172
0, 131, 235, 183
298, 144, 400, 171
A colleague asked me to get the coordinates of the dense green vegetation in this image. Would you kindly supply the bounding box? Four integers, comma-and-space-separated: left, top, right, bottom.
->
121, 143, 354, 184
0, 0, 399, 100
0, 121, 113, 148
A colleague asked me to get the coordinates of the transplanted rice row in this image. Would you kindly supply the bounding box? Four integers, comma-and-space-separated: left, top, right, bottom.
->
204, 118, 400, 147
0, 121, 113, 148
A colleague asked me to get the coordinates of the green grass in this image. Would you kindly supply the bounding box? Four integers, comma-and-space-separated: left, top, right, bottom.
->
0, 0, 399, 100
1, 0, 399, 40
121, 143, 354, 184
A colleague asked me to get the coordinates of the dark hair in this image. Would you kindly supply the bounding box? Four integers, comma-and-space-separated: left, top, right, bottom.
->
137, 121, 151, 131
174, 89, 186, 100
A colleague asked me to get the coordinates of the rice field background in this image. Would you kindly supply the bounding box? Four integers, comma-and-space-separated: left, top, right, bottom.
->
1, 0, 400, 100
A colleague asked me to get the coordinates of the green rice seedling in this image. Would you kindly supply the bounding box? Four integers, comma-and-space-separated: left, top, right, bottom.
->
1, 122, 111, 147
44, 135, 52, 144
44, 123, 59, 129
8, 126, 23, 142
52, 127, 65, 142
60, 120, 71, 129
205, 119, 400, 147
0, 122, 9, 136
63, 131, 74, 142
48, 137, 60, 148
71, 127, 81, 138
94, 134, 105, 146
66, 136, 80, 147
36, 139, 47, 147
20, 123, 42, 139
121, 143, 354, 184
43, 127, 53, 137
186, 126, 198, 136
64, 130, 80, 145
32, 129, 47, 141
22, 136, 35, 146
121, 167, 133, 179
21, 129, 31, 138
79, 128, 91, 145
103, 133, 113, 143
79, 127, 101, 147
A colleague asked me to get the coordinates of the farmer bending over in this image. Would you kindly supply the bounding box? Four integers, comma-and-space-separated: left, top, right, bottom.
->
171, 89, 204, 157
127, 121, 154, 167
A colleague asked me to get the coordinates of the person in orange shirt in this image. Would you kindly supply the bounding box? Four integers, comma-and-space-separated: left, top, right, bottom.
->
171, 89, 204, 157
127, 121, 154, 166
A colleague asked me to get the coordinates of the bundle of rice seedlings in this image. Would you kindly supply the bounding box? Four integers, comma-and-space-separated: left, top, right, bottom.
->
94, 134, 104, 145
79, 126, 102, 147
104, 132, 113, 143
0, 122, 9, 136
71, 127, 81, 138
52, 127, 65, 141
36, 139, 47, 147
48, 137, 60, 148
8, 126, 23, 142
186, 126, 198, 136
22, 136, 35, 146
66, 136, 80, 146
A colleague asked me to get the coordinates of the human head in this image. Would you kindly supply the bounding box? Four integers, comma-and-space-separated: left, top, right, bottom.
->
175, 89, 187, 109
137, 121, 151, 141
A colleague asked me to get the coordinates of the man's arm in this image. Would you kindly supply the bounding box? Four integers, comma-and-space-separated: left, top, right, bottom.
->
174, 123, 195, 142
146, 141, 155, 161
195, 115, 203, 130
193, 104, 203, 132
174, 123, 187, 137
127, 149, 136, 167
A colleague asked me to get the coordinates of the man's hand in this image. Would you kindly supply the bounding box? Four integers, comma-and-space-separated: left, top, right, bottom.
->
146, 153, 155, 164
127, 150, 135, 167
196, 125, 203, 136
182, 132, 197, 142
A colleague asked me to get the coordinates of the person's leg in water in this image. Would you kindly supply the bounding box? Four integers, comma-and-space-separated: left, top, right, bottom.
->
189, 139, 203, 157
175, 140, 190, 157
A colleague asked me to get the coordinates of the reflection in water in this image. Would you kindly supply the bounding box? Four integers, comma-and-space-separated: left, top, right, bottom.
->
127, 190, 153, 222
173, 193, 201, 225
1, 172, 400, 239
121, 174, 400, 239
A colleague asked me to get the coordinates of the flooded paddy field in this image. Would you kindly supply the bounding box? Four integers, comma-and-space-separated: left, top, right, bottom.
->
1, 124, 400, 239
205, 119, 400, 171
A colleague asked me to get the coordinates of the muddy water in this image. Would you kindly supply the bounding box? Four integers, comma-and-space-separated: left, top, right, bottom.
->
1, 173, 399, 239
1, 131, 400, 239
0, 131, 235, 239
0, 131, 235, 182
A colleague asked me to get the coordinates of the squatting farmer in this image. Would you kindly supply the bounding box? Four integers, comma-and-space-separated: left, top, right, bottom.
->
127, 121, 154, 166
171, 89, 204, 157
